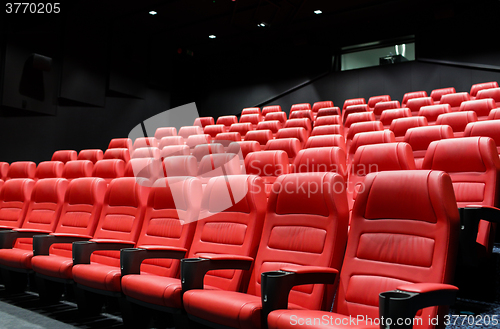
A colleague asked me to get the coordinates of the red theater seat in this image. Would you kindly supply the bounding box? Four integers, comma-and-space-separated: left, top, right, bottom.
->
192, 143, 225, 162
372, 100, 400, 120
245, 151, 289, 197
158, 136, 185, 148
283, 118, 312, 135
459, 99, 496, 121
241, 107, 261, 116
216, 115, 238, 128
203, 124, 227, 138
305, 135, 346, 152
265, 138, 302, 164
227, 141, 261, 159
405, 96, 433, 116
264, 111, 287, 124
431, 87, 456, 104
311, 125, 344, 137
108, 138, 132, 150
267, 170, 459, 329
256, 120, 282, 136
77, 149, 103, 164
436, 111, 478, 137
418, 104, 451, 125
154, 127, 177, 140
214, 132, 242, 147
402, 90, 428, 107
0, 163, 9, 181
313, 115, 341, 127
470, 81, 499, 99
404, 125, 453, 169
52, 150, 77, 164
133, 137, 158, 149
316, 107, 340, 118
183, 172, 349, 329
342, 104, 368, 124
345, 121, 383, 142
290, 103, 311, 112
489, 108, 500, 120
161, 145, 190, 158
193, 117, 215, 128
390, 116, 428, 142
367, 95, 391, 111
245, 130, 273, 146
62, 161, 93, 181
276, 127, 308, 147
262, 105, 282, 116
92, 160, 126, 184
239, 114, 263, 129
163, 155, 198, 177
103, 148, 130, 163
0, 179, 35, 230
312, 101, 334, 119
185, 134, 212, 149
178, 126, 204, 140
7, 162, 36, 180
35, 161, 64, 180
293, 148, 347, 184
348, 130, 395, 163
124, 158, 163, 183
131, 147, 161, 160
289, 110, 313, 122
379, 108, 412, 129
476, 87, 500, 107
342, 98, 365, 111
464, 121, 500, 155
229, 123, 253, 137
197, 153, 242, 187
344, 111, 375, 129
440, 92, 471, 112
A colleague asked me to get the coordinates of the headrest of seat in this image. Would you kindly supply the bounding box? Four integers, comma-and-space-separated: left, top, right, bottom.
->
52, 150, 77, 163
214, 132, 242, 145
164, 155, 198, 177
360, 170, 457, 224
311, 125, 344, 136
161, 145, 190, 158
317, 107, 341, 117
373, 100, 401, 115
240, 114, 262, 124
350, 130, 395, 155
476, 87, 500, 101
245, 130, 273, 145
418, 104, 451, 121
1, 179, 35, 202
344, 111, 375, 128
262, 105, 282, 115
264, 111, 287, 123
159, 136, 184, 148
430, 87, 456, 102
178, 126, 204, 139
290, 103, 311, 112
464, 120, 500, 144
272, 172, 346, 217
154, 127, 177, 140
66, 177, 107, 206
436, 111, 477, 128
343, 99, 366, 110
423, 137, 500, 173
197, 153, 241, 177
133, 137, 158, 149
241, 107, 261, 116
8, 162, 36, 179
131, 147, 161, 160
227, 141, 261, 158
352, 143, 416, 175
62, 160, 93, 179
229, 123, 253, 134
389, 116, 428, 137
192, 143, 224, 162
294, 147, 347, 175
0, 162, 9, 180
31, 178, 68, 204
379, 108, 411, 126
402, 91, 427, 104
289, 110, 313, 121
404, 125, 453, 151
194, 117, 215, 127
440, 92, 470, 107
92, 159, 125, 179
124, 158, 162, 181
203, 125, 226, 138
257, 120, 282, 132
470, 81, 499, 97
108, 138, 132, 150
312, 101, 334, 112
245, 151, 289, 177
305, 135, 346, 150
216, 116, 238, 126
106, 177, 148, 207
406, 96, 433, 108
103, 148, 130, 162
314, 115, 341, 127
265, 138, 302, 159
276, 127, 308, 143
77, 149, 103, 164
35, 161, 64, 179
346, 121, 383, 140
459, 99, 496, 117
150, 177, 202, 214
367, 95, 391, 108
284, 118, 312, 131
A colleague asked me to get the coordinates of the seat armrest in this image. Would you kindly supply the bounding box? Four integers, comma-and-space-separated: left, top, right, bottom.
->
261, 266, 338, 329
379, 283, 458, 329
120, 246, 188, 276
0, 229, 51, 249
72, 240, 135, 265
33, 234, 92, 256
180, 254, 254, 293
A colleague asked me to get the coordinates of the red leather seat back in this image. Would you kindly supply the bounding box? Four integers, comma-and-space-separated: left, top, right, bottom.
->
349, 130, 395, 162
188, 175, 267, 291
346, 121, 383, 141
305, 135, 346, 151
92, 159, 126, 184
405, 97, 433, 116
158, 136, 184, 148
334, 170, 459, 327
489, 109, 500, 120
197, 154, 242, 184
249, 172, 349, 310
265, 138, 302, 163
256, 120, 282, 134
293, 147, 347, 184
264, 111, 287, 124
342, 98, 365, 111
35, 161, 64, 180
390, 116, 428, 141
367, 95, 391, 111
0, 162, 9, 181
77, 149, 103, 164
464, 120, 500, 154
154, 127, 177, 140
245, 151, 289, 195
108, 138, 132, 150
7, 162, 36, 179
422, 137, 500, 255
91, 177, 149, 266
161, 145, 190, 158
63, 160, 93, 181
289, 110, 313, 122
245, 130, 273, 146
16, 178, 69, 250
373, 100, 401, 117
50, 178, 107, 257
431, 87, 456, 103
194, 117, 215, 128
290, 103, 311, 113
312, 101, 334, 114
186, 134, 212, 149
262, 105, 282, 116
276, 127, 308, 147
216, 115, 238, 128
311, 125, 344, 137
344, 111, 375, 129
436, 111, 478, 137
459, 99, 496, 120
476, 87, 500, 106
241, 107, 261, 116
404, 125, 453, 169
136, 177, 201, 277
418, 104, 451, 124
229, 123, 253, 137
0, 179, 35, 229
124, 158, 163, 183
283, 118, 312, 135
227, 141, 261, 159
239, 114, 262, 127
316, 107, 340, 117
214, 132, 242, 147
440, 92, 471, 112
314, 115, 341, 127
178, 126, 204, 140
192, 143, 224, 162
133, 137, 158, 149
103, 148, 130, 163
342, 104, 368, 124
402, 90, 428, 107
204, 125, 226, 138
131, 147, 161, 160
380, 108, 412, 128
52, 150, 77, 164
470, 81, 499, 98
164, 155, 198, 177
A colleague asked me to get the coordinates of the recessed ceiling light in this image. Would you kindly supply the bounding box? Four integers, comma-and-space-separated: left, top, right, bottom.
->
209, 35, 216, 39
314, 10, 322, 14
258, 23, 267, 27
149, 11, 157, 15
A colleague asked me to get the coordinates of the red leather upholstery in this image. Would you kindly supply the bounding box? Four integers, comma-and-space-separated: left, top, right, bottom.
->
63, 161, 93, 181
133, 137, 158, 149
154, 127, 177, 140
265, 138, 302, 164
214, 132, 242, 147
92, 160, 126, 184
312, 101, 334, 115
241, 107, 261, 116
227, 141, 261, 159
192, 143, 225, 162
402, 90, 428, 107
293, 148, 347, 184
342, 104, 368, 124
440, 92, 471, 112
124, 158, 163, 183
389, 116, 428, 142
161, 145, 190, 158
265, 112, 287, 125
404, 125, 453, 169
71, 177, 149, 292
316, 107, 340, 117
216, 115, 238, 128
489, 108, 500, 120
0, 178, 68, 271
372, 100, 401, 119
7, 162, 36, 179
290, 103, 311, 112
305, 135, 346, 151
197, 154, 242, 185
344, 111, 375, 129
476, 87, 500, 107
405, 97, 434, 116
431, 87, 456, 104
108, 138, 132, 150
367, 95, 391, 111
435, 111, 478, 137
380, 108, 412, 128
314, 115, 341, 127
464, 121, 500, 154
284, 118, 312, 135
0, 162, 9, 181
178, 126, 204, 139
0, 179, 35, 230
245, 130, 273, 146
345, 121, 383, 142
459, 99, 496, 120
204, 124, 227, 138
103, 148, 130, 163
470, 81, 498, 98
229, 123, 253, 137
131, 147, 161, 160
256, 120, 282, 135
268, 170, 459, 329
163, 155, 198, 177
184, 172, 349, 329
311, 125, 344, 137
158, 136, 185, 148
122, 175, 267, 311
52, 150, 77, 164
240, 114, 263, 128
245, 151, 289, 196
422, 137, 500, 256
418, 104, 451, 125
77, 149, 103, 164
289, 110, 313, 122
194, 117, 215, 128
342, 98, 365, 111
276, 127, 309, 147
262, 105, 282, 116
35, 161, 64, 180
31, 178, 107, 280
185, 134, 212, 149
348, 130, 395, 163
